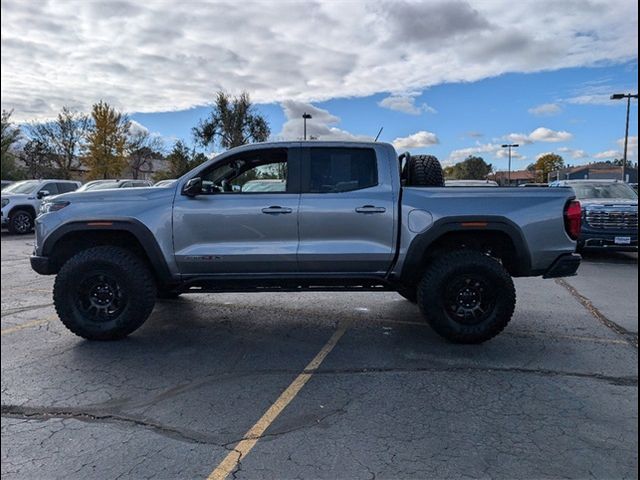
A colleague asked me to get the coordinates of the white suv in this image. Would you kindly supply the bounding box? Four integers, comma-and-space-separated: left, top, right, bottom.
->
1, 179, 81, 234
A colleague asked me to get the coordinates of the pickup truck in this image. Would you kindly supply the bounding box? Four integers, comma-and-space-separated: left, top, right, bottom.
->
549, 179, 638, 251
31, 141, 582, 344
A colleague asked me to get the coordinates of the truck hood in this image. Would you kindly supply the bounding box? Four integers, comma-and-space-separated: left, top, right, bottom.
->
49, 186, 174, 203
1, 193, 31, 201
580, 198, 637, 208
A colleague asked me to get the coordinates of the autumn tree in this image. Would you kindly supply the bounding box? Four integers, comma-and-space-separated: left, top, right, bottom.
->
193, 91, 270, 151
1, 110, 23, 180
534, 153, 564, 182
127, 129, 164, 179
84, 101, 130, 179
28, 107, 89, 179
20, 139, 54, 179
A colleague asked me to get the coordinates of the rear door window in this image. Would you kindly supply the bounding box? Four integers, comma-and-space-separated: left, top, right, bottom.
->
304, 148, 377, 193
56, 182, 78, 193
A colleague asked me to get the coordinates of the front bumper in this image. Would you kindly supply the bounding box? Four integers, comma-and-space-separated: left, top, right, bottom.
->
542, 253, 581, 279
579, 231, 638, 251
30, 255, 54, 275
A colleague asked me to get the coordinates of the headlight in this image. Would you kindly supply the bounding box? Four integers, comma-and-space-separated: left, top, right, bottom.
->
1, 198, 9, 208
40, 200, 70, 214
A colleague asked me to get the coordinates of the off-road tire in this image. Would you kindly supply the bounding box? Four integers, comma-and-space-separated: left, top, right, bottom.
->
397, 287, 418, 303
53, 246, 157, 340
417, 250, 516, 344
8, 209, 34, 235
407, 155, 445, 187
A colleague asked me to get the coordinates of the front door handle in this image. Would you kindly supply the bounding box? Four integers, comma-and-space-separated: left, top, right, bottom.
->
355, 205, 386, 213
262, 206, 293, 214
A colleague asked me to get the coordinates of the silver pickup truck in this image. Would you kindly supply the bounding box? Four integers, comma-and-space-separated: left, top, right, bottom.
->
31, 141, 581, 343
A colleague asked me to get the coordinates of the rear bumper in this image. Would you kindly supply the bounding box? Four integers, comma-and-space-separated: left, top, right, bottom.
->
30, 255, 54, 275
542, 253, 581, 279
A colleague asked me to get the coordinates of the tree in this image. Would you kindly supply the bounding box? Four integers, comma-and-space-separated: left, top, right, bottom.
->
193, 91, 270, 151
126, 130, 164, 179
84, 101, 130, 179
1, 110, 23, 180
534, 153, 564, 182
444, 156, 493, 180
153, 142, 210, 181
28, 107, 89, 179
20, 139, 54, 178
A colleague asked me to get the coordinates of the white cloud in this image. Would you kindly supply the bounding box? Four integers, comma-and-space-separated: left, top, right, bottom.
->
617, 136, 638, 160
128, 119, 149, 136
507, 127, 573, 144
378, 94, 437, 115
278, 100, 371, 141
594, 149, 621, 159
392, 131, 439, 150
557, 147, 588, 159
448, 143, 500, 163
528, 103, 562, 116
1, 0, 637, 120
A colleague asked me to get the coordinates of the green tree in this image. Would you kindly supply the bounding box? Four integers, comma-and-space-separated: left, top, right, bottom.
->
444, 156, 493, 180
20, 139, 54, 179
534, 153, 564, 182
154, 140, 191, 181
193, 91, 270, 151
1, 110, 23, 180
84, 101, 130, 179
28, 107, 89, 179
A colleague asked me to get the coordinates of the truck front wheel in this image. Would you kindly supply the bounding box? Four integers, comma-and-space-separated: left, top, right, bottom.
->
417, 250, 516, 344
53, 246, 157, 340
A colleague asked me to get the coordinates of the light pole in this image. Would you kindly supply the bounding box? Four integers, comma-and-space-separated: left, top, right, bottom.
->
610, 93, 638, 182
302, 112, 312, 140
501, 143, 519, 185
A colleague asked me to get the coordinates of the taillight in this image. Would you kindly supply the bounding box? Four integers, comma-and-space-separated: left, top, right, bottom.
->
564, 200, 582, 240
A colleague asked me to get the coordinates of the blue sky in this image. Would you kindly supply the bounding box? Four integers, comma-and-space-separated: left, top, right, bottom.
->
132, 62, 638, 171
2, 0, 638, 172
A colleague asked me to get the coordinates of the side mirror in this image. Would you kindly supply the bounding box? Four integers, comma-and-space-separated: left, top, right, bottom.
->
37, 190, 50, 199
182, 177, 202, 197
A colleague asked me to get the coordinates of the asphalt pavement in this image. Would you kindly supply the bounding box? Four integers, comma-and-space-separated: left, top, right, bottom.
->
1, 231, 638, 479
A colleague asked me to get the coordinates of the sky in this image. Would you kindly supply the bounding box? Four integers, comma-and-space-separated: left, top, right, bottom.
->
1, 0, 638, 172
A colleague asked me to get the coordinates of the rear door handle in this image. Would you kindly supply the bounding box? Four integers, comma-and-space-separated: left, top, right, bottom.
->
262, 206, 293, 214
355, 205, 386, 213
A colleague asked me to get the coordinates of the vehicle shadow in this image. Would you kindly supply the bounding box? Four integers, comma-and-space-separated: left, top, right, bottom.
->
580, 250, 638, 264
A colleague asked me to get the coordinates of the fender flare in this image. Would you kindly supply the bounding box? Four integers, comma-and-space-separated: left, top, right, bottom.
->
399, 216, 532, 284
42, 219, 174, 284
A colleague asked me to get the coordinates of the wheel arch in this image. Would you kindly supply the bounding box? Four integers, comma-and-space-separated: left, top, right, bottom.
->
399, 216, 532, 286
42, 220, 174, 286
8, 204, 37, 219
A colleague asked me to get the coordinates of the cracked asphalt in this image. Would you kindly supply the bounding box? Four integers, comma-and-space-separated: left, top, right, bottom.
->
1, 231, 638, 479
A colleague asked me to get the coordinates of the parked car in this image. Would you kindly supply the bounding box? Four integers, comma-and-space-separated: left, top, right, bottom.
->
1, 180, 14, 190
518, 183, 548, 188
31, 142, 581, 344
1, 179, 81, 234
75, 180, 120, 192
153, 179, 177, 188
242, 179, 287, 192
445, 180, 498, 187
85, 179, 153, 190
549, 179, 638, 251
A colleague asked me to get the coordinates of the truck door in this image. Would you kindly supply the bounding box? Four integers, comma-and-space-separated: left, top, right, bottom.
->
173, 147, 301, 275
298, 146, 395, 273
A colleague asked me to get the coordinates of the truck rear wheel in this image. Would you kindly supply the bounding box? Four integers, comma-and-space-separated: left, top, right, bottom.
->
53, 246, 157, 340
417, 250, 516, 344
407, 155, 444, 187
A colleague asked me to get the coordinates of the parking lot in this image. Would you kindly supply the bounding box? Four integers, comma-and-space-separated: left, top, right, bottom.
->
1, 231, 637, 479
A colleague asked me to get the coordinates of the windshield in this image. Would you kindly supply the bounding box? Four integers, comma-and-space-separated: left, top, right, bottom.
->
571, 183, 638, 200
2, 180, 40, 194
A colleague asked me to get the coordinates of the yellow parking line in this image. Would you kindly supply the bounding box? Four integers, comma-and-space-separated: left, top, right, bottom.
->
1, 318, 51, 336
207, 320, 351, 480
